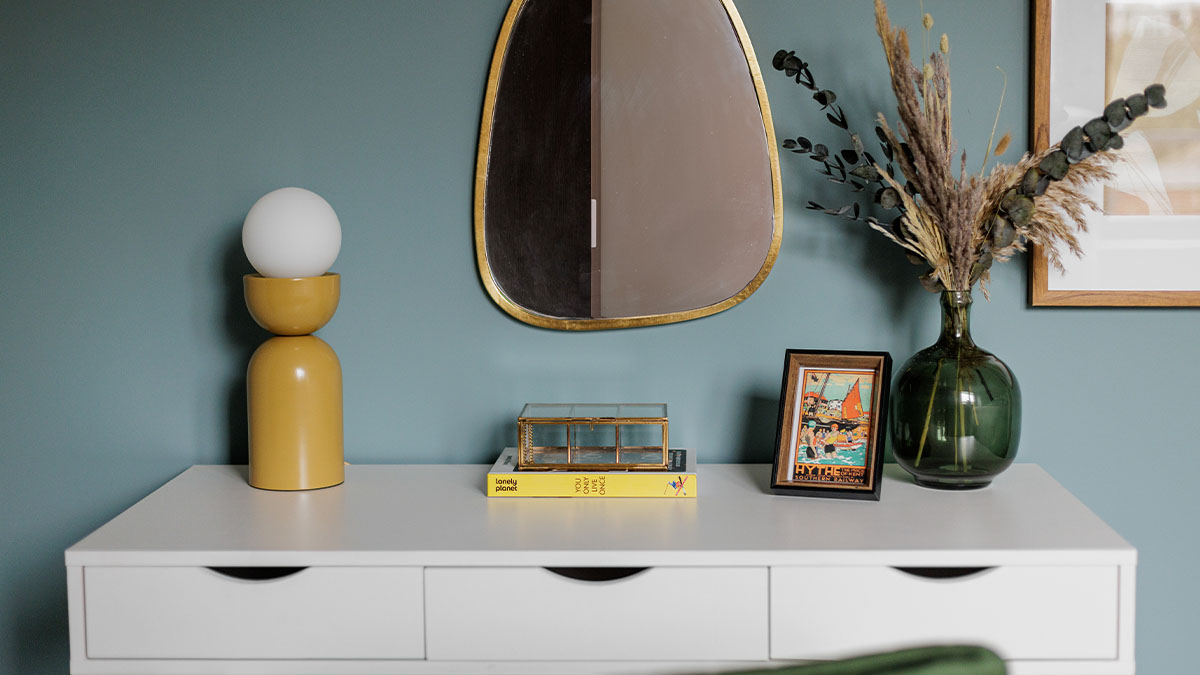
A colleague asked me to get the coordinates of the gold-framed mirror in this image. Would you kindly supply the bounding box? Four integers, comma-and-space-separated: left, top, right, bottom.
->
475, 0, 782, 330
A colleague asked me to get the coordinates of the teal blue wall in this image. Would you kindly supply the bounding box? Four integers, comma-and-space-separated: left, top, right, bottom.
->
1, 0, 1194, 670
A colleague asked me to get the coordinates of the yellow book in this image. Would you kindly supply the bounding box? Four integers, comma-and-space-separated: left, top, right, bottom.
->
486, 448, 696, 498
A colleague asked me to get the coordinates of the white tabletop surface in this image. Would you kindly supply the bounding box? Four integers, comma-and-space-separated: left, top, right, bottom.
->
66, 463, 1134, 567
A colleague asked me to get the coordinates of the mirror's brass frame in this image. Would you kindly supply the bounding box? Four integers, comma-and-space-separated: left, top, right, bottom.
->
473, 0, 783, 330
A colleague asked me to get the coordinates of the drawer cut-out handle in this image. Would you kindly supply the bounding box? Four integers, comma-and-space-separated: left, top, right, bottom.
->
544, 567, 649, 582
207, 566, 307, 581
894, 566, 993, 580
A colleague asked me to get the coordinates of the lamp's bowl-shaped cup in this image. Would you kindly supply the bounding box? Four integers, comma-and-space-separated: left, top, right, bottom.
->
244, 273, 340, 335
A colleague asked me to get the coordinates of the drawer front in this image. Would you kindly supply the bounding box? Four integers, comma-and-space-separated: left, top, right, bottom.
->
425, 566, 768, 660
770, 565, 1119, 661
84, 566, 424, 659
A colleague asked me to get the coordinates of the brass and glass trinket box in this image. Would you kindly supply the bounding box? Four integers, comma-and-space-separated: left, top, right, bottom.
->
517, 404, 669, 471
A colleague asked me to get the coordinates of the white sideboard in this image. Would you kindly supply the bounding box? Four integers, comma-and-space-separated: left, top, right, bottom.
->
66, 463, 1135, 674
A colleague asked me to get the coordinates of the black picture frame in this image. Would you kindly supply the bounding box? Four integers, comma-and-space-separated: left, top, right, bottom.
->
770, 349, 892, 500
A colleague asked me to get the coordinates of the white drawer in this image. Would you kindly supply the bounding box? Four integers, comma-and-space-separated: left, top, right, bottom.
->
770, 565, 1119, 660
425, 566, 768, 661
84, 566, 424, 659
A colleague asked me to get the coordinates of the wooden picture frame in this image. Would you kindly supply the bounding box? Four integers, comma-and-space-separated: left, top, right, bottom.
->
1030, 0, 1200, 306
770, 350, 891, 500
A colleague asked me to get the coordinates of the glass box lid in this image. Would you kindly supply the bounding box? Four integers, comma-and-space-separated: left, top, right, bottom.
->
519, 403, 667, 420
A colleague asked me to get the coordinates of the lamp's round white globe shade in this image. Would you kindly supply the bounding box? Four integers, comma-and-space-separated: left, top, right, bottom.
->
242, 187, 342, 278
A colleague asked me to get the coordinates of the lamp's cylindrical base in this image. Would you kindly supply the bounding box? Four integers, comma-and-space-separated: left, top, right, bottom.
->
247, 335, 344, 490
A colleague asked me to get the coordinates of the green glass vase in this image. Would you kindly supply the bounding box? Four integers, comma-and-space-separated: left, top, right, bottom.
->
890, 290, 1021, 489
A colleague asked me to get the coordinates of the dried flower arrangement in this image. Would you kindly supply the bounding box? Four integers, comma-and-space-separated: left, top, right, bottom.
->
773, 0, 1167, 296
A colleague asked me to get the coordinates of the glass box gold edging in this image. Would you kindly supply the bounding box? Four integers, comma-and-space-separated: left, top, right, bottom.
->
473, 0, 783, 330
518, 404, 670, 471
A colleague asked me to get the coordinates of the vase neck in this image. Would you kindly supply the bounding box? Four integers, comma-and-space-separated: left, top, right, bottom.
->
935, 290, 975, 348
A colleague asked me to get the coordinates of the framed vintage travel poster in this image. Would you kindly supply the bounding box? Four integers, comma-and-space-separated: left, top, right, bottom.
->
1031, 0, 1200, 306
771, 350, 891, 500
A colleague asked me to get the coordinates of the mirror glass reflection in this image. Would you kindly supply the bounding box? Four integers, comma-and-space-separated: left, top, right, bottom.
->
476, 0, 781, 329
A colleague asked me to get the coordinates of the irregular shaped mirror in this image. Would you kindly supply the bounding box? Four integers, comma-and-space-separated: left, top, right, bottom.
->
475, 0, 781, 329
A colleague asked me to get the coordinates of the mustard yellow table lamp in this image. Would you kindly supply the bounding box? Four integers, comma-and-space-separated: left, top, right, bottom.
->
242, 187, 344, 490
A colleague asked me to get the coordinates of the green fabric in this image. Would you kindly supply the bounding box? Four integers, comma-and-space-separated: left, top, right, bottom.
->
721, 646, 1006, 675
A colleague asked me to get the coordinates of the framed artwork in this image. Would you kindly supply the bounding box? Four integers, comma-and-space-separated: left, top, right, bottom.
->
1031, 0, 1200, 306
770, 350, 891, 500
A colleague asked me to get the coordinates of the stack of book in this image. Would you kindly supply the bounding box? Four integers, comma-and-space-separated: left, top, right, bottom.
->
486, 447, 696, 498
